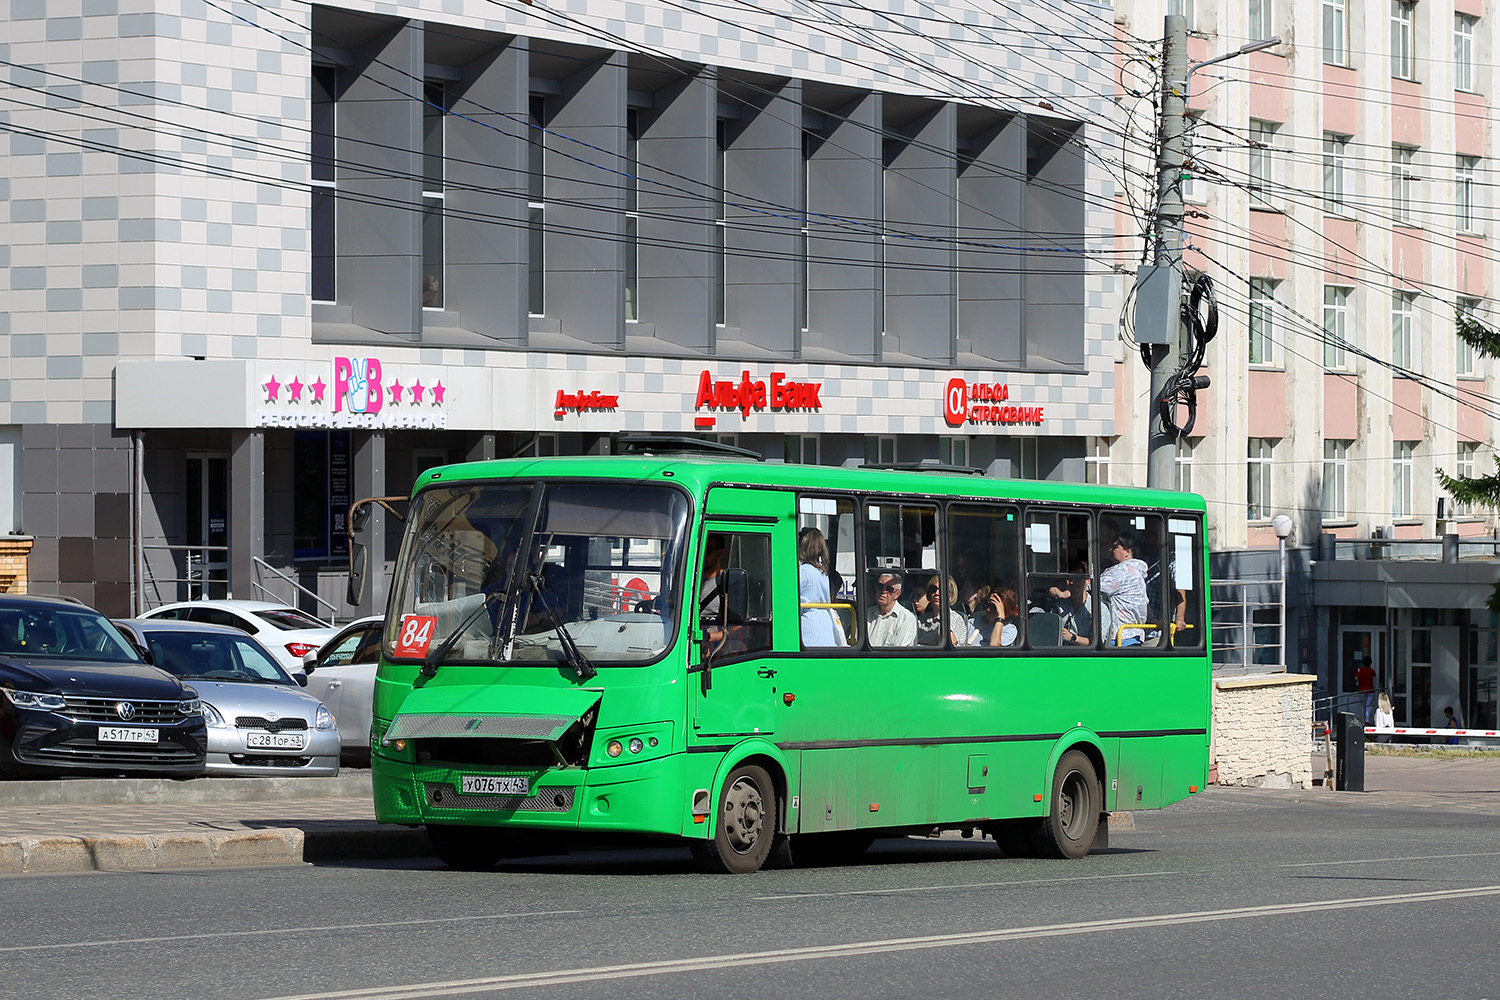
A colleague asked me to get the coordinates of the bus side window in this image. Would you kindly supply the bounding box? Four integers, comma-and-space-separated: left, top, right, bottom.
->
700, 531, 773, 661
1098, 510, 1167, 648
1166, 515, 1204, 648
796, 496, 858, 648
949, 504, 1021, 650
1024, 510, 1093, 649
862, 501, 936, 649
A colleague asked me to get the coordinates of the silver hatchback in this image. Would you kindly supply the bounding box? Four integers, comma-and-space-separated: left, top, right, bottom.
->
117, 619, 341, 777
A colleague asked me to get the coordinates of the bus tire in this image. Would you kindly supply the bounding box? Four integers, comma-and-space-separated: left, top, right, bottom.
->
691, 764, 777, 874
426, 824, 506, 870
1034, 750, 1102, 860
792, 831, 876, 865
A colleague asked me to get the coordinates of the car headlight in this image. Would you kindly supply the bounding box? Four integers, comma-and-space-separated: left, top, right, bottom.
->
2, 688, 67, 712
314, 704, 335, 731
200, 701, 229, 728
178, 698, 201, 715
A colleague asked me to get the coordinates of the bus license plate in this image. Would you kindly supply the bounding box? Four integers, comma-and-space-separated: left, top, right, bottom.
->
460, 775, 529, 796
99, 727, 159, 744
247, 732, 306, 750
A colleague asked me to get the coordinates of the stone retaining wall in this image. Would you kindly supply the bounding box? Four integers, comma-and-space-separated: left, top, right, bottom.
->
1212, 673, 1316, 789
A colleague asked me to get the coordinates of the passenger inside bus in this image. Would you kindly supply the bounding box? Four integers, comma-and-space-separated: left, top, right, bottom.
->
967, 585, 1019, 647
914, 575, 967, 647
798, 527, 845, 647
1101, 529, 1149, 646
865, 571, 917, 646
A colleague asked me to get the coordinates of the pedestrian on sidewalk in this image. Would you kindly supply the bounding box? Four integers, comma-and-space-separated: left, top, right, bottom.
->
1355, 654, 1376, 722
1443, 705, 1463, 745
1374, 691, 1395, 744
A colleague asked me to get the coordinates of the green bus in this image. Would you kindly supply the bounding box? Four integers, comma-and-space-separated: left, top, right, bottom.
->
365, 441, 1210, 873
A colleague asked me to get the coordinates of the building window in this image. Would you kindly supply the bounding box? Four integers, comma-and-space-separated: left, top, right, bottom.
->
939, 435, 969, 468
1392, 146, 1417, 225
1455, 14, 1477, 92
1393, 441, 1416, 518
421, 81, 446, 310
1457, 155, 1480, 233
1168, 0, 1194, 31
785, 435, 819, 465
1323, 0, 1348, 65
1458, 297, 1481, 375
311, 64, 337, 303
1248, 439, 1275, 520
1323, 440, 1349, 519
1454, 442, 1479, 515
1175, 438, 1193, 494
1249, 278, 1278, 365
1323, 133, 1350, 215
625, 109, 640, 321
527, 94, 546, 317
1392, 290, 1417, 369
865, 436, 896, 465
1249, 0, 1272, 43
1086, 437, 1112, 485
1392, 0, 1416, 81
1324, 285, 1352, 369
1249, 119, 1279, 209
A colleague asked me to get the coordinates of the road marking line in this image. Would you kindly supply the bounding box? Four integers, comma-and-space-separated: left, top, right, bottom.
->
752, 870, 1174, 900
0, 910, 582, 954
249, 885, 1500, 1000
1280, 851, 1500, 868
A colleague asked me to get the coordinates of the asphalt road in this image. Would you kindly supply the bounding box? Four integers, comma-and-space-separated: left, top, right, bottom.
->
5, 787, 1499, 1000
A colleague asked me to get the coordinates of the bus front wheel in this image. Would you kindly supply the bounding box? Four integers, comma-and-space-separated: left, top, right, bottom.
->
691, 764, 777, 874
1033, 750, 1102, 860
427, 824, 507, 870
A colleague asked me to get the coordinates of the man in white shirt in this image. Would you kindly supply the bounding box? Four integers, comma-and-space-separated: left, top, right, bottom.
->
866, 571, 917, 647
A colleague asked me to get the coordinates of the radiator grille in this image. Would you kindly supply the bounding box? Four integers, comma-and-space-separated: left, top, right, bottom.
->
62, 697, 187, 724
235, 717, 309, 732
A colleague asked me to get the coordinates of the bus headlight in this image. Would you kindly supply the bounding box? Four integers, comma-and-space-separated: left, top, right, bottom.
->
606, 740, 623, 758
628, 737, 644, 754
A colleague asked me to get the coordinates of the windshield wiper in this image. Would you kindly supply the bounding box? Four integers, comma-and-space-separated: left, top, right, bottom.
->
420, 588, 502, 678
528, 573, 597, 681
496, 484, 547, 661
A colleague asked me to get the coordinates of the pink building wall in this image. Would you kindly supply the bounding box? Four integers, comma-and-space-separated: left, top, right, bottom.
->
1248, 370, 1285, 438
1322, 67, 1358, 136
1392, 229, 1424, 285
1323, 218, 1358, 283
1390, 79, 1423, 147
1455, 92, 1486, 157
1458, 380, 1485, 442
1247, 52, 1286, 122
1392, 379, 1424, 441
1324, 374, 1359, 439
1249, 212, 1286, 279
1458, 235, 1488, 296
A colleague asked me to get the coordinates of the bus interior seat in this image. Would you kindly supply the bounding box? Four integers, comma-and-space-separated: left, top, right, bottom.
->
1028, 611, 1063, 647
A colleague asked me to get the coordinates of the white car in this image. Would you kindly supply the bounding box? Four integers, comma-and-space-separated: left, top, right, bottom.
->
302, 615, 382, 765
139, 600, 339, 676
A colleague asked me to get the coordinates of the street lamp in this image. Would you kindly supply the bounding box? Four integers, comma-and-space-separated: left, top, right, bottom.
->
1272, 514, 1294, 670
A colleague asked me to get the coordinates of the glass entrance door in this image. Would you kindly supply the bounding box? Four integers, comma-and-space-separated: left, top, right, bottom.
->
1338, 627, 1383, 724
186, 453, 229, 599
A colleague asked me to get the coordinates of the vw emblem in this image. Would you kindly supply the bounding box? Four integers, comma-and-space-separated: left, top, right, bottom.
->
265, 710, 280, 722
115, 702, 136, 721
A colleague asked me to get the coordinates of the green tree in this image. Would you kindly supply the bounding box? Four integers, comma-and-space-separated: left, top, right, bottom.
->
1435, 308, 1500, 611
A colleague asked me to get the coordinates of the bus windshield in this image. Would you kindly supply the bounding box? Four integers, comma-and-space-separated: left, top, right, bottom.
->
386, 481, 690, 667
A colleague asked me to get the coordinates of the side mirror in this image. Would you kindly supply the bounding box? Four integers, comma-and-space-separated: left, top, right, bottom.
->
292, 670, 309, 688
351, 504, 371, 533
302, 649, 318, 673
348, 542, 367, 606
722, 567, 750, 625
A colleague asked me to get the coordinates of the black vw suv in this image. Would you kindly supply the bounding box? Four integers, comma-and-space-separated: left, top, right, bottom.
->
0, 595, 207, 776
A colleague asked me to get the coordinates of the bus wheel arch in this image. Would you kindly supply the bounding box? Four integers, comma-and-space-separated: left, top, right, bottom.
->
692, 745, 789, 874
1034, 746, 1104, 860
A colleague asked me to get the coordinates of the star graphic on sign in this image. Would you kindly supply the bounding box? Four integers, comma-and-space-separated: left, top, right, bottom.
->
411, 379, 426, 404
389, 380, 404, 404
310, 377, 327, 403
264, 375, 281, 401
432, 380, 446, 404
288, 377, 304, 402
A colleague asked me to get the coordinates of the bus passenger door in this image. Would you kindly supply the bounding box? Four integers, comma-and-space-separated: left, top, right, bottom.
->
690, 526, 779, 738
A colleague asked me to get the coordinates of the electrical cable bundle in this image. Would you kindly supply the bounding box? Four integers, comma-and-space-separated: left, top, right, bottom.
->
1157, 272, 1217, 438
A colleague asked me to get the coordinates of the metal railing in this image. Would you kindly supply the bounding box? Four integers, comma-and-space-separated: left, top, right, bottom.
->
139, 543, 230, 610
251, 556, 336, 625
1210, 577, 1285, 672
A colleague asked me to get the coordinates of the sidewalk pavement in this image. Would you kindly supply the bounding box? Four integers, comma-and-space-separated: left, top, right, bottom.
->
5, 754, 1500, 877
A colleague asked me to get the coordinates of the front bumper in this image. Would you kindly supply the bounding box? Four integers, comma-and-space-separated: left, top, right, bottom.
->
204, 726, 342, 777
2, 708, 206, 777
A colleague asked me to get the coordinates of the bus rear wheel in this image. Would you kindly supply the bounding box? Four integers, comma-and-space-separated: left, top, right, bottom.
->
1033, 750, 1102, 860
691, 764, 777, 874
427, 824, 507, 870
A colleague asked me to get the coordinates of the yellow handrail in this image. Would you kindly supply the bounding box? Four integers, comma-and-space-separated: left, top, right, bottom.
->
800, 601, 857, 644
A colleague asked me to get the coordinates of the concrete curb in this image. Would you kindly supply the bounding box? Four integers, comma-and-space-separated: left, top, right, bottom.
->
0, 772, 373, 808
0, 825, 431, 875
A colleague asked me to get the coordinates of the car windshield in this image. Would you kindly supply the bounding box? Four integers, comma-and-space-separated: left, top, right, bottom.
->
143, 631, 296, 685
0, 606, 142, 663
386, 481, 689, 667
253, 608, 327, 631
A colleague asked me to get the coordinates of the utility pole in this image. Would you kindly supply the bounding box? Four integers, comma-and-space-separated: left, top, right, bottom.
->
1146, 14, 1188, 491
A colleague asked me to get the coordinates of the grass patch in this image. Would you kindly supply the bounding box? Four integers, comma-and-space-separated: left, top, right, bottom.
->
1366, 744, 1498, 760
